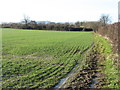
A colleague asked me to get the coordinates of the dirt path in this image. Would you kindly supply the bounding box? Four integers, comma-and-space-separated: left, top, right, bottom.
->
54, 43, 98, 89
54, 44, 106, 89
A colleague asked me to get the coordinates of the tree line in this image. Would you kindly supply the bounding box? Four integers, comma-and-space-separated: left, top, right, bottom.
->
1, 14, 111, 32
1, 21, 94, 31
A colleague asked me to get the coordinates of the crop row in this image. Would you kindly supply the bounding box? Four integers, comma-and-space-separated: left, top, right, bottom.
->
2, 29, 93, 88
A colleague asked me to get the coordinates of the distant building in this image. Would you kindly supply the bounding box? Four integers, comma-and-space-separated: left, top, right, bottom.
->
118, 1, 120, 22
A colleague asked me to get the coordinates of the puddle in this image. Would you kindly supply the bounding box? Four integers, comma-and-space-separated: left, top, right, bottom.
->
89, 76, 98, 88
54, 77, 68, 88
54, 64, 79, 89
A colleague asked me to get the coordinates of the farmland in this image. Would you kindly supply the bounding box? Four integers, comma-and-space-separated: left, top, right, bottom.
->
2, 28, 93, 88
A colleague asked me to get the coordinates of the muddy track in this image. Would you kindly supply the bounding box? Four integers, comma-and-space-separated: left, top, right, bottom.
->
54, 44, 106, 89
53, 43, 94, 89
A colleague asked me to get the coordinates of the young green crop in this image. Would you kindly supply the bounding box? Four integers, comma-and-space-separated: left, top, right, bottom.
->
2, 28, 93, 88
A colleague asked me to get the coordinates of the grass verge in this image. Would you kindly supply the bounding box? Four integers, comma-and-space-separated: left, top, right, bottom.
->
95, 34, 119, 88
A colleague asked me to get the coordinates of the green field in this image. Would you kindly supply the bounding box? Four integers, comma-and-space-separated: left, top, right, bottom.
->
2, 28, 93, 88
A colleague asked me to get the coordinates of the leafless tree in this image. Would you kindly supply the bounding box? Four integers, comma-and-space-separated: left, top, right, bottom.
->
22, 15, 31, 28
99, 14, 111, 26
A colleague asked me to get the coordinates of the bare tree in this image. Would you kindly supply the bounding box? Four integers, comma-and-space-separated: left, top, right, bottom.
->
22, 15, 31, 28
99, 14, 111, 26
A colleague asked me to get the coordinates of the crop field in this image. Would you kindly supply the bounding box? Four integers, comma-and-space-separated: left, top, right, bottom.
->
2, 28, 93, 88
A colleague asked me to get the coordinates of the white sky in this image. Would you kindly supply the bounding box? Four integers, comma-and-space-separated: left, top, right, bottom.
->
0, 0, 119, 23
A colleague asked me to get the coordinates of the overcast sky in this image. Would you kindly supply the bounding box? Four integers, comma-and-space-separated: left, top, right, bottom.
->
0, 0, 119, 23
